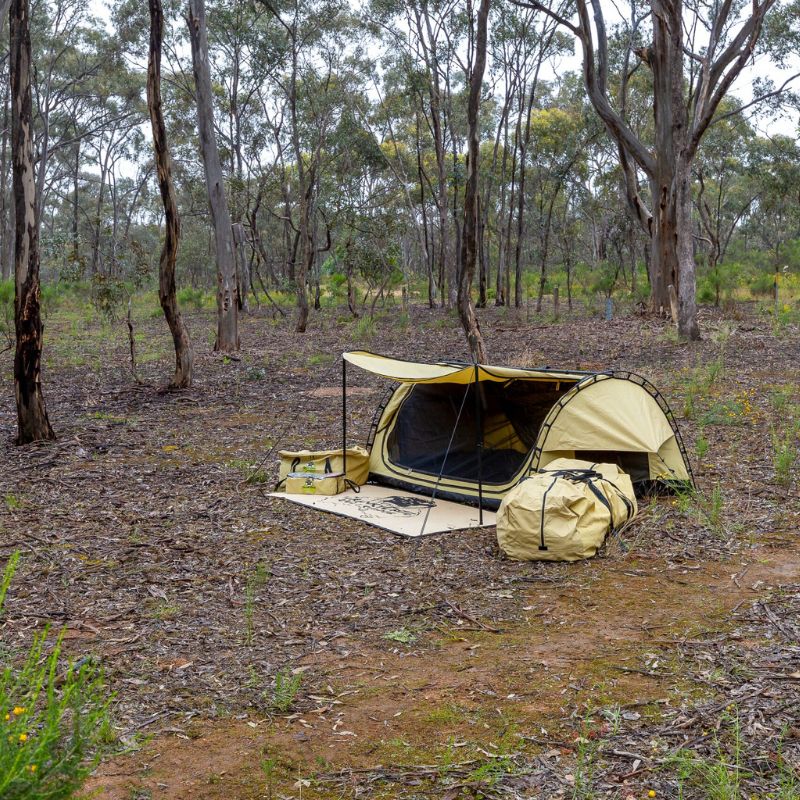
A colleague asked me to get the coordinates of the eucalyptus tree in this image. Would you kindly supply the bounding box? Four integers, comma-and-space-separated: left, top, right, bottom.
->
744, 134, 800, 267
257, 0, 353, 332
514, 0, 798, 339
11, 0, 55, 442
526, 104, 590, 311
2, 0, 144, 280
367, 0, 466, 307
457, 0, 490, 362
478, 2, 532, 306
188, 0, 239, 350
148, 0, 193, 387
319, 76, 397, 315
693, 104, 759, 302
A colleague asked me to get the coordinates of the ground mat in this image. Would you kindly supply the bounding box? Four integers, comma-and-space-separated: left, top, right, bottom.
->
270, 484, 496, 537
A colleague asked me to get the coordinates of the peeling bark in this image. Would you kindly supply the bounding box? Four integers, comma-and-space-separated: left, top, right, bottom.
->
11, 0, 55, 443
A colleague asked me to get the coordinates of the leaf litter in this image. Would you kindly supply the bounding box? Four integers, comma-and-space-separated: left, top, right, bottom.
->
0, 302, 797, 797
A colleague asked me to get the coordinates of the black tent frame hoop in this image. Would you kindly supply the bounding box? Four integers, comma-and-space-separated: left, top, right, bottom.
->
529, 370, 695, 488
366, 386, 396, 451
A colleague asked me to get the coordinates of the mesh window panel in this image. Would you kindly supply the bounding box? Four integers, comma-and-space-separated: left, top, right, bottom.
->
387, 380, 576, 485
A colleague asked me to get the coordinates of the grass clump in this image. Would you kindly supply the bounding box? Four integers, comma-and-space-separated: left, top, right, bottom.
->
306, 352, 334, 368
0, 552, 114, 799
695, 432, 709, 460
772, 429, 798, 487
268, 668, 302, 713
672, 483, 725, 534
682, 357, 725, 419
669, 710, 747, 800
243, 562, 270, 646
354, 314, 376, 341
571, 730, 599, 800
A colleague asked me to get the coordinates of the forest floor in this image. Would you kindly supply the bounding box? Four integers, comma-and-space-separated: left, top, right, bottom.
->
0, 296, 798, 799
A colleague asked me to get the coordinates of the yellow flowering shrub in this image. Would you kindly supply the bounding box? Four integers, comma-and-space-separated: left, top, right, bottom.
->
0, 552, 114, 799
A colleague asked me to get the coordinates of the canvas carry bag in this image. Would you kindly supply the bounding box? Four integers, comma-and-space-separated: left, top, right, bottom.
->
497, 458, 637, 562
277, 446, 370, 490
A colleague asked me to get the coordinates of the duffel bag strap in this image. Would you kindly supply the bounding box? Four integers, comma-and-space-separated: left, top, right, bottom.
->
538, 475, 560, 552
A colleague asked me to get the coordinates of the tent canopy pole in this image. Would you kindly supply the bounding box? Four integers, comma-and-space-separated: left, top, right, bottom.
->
474, 362, 483, 525
342, 357, 347, 479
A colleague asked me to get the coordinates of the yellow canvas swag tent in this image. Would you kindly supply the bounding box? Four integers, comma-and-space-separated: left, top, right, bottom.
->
344, 351, 693, 512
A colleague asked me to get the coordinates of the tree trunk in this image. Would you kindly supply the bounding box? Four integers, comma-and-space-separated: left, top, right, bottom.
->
456, 0, 489, 364
188, 0, 239, 351
414, 5, 450, 308
71, 138, 80, 265
0, 81, 10, 281
535, 191, 558, 313
676, 164, 699, 339
477, 195, 487, 307
513, 82, 536, 308
10, 0, 55, 443
495, 111, 512, 307
149, 0, 193, 388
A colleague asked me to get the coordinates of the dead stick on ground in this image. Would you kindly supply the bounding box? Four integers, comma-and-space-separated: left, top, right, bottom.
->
445, 600, 502, 633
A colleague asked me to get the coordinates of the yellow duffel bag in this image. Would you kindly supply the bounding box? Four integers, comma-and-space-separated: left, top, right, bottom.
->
497, 458, 637, 562
277, 446, 370, 488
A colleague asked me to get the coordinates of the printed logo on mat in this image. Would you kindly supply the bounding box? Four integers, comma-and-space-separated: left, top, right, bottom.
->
336, 494, 435, 518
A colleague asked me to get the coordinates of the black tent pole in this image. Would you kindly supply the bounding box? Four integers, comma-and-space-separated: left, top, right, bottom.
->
474, 362, 483, 525
342, 356, 347, 482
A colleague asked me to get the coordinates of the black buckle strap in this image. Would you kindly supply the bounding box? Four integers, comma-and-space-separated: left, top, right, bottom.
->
542, 468, 635, 531
539, 475, 559, 551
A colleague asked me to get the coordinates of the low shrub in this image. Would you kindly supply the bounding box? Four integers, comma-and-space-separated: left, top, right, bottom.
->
0, 553, 114, 799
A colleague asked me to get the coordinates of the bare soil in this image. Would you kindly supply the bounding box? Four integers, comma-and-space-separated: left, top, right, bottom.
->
0, 300, 798, 799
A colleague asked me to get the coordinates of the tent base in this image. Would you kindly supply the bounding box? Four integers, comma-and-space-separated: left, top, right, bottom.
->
270, 484, 496, 538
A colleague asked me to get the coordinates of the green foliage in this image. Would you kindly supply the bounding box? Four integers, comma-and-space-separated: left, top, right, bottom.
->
243, 562, 269, 646
354, 314, 376, 341
698, 262, 745, 306
0, 553, 114, 799
269, 669, 302, 713
701, 397, 748, 426
246, 367, 266, 382
695, 432, 709, 460
306, 352, 334, 368
682, 357, 725, 419
177, 287, 210, 311
771, 429, 798, 486
669, 711, 748, 800
672, 484, 724, 533
4, 493, 23, 512
0, 279, 13, 344
750, 271, 776, 297
383, 628, 417, 645
571, 725, 599, 800
708, 483, 724, 531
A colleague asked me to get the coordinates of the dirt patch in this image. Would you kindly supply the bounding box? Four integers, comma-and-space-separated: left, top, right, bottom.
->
88, 540, 800, 799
